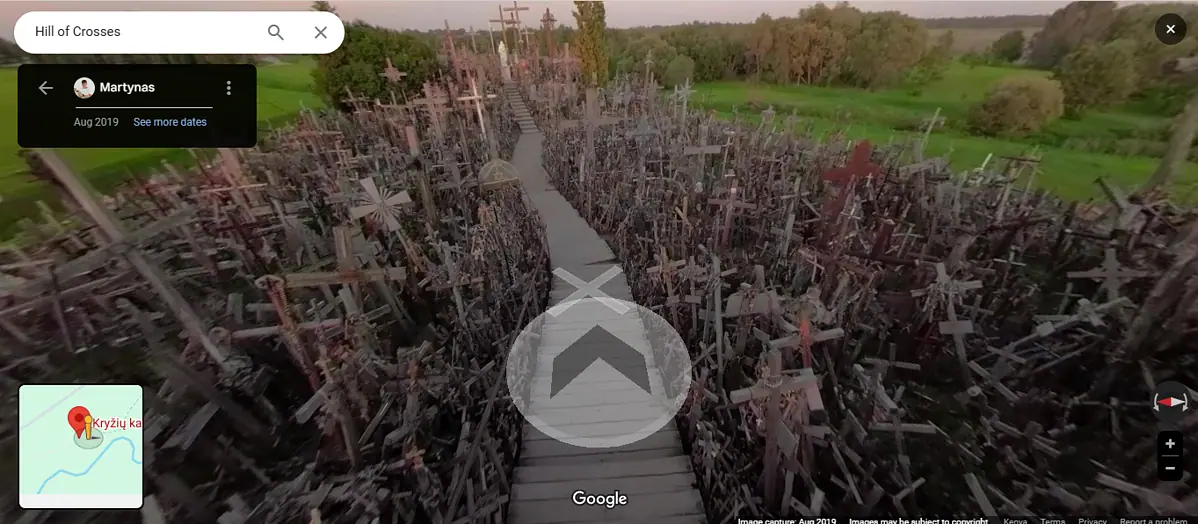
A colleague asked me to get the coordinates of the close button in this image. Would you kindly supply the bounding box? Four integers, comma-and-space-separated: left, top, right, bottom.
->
315, 26, 327, 39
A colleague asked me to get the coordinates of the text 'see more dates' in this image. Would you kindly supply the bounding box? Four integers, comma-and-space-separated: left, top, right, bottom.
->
17, 64, 258, 149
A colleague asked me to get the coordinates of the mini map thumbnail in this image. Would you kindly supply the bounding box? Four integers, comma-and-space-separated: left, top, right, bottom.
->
18, 384, 144, 509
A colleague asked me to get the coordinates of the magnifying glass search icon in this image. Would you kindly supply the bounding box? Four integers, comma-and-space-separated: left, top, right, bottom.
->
267, 24, 284, 41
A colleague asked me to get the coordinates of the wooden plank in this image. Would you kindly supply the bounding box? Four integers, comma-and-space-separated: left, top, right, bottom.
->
531, 387, 671, 408
522, 430, 681, 459
514, 455, 690, 483
508, 489, 704, 524
523, 447, 681, 466
513, 472, 697, 501
524, 424, 680, 443
520, 418, 667, 440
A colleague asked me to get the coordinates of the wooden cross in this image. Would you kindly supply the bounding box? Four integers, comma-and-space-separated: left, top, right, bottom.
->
673, 77, 695, 117
348, 178, 413, 233
708, 187, 757, 248
437, 242, 483, 320
912, 262, 982, 386
684, 125, 725, 182
561, 87, 622, 160
15, 208, 196, 296
823, 141, 881, 189
381, 57, 407, 84
760, 105, 776, 127
648, 246, 687, 323
503, 2, 530, 38
23, 150, 233, 370
279, 262, 406, 292
539, 8, 557, 59
729, 350, 817, 512
1066, 248, 1153, 301
457, 77, 500, 158
1095, 178, 1146, 233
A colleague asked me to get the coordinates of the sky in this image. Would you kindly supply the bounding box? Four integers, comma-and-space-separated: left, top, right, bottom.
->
0, 1, 1075, 39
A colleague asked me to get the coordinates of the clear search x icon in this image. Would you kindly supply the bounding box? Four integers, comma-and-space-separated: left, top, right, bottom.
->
267, 24, 284, 41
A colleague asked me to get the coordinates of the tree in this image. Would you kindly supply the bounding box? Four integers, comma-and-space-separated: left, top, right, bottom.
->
1026, 1, 1118, 70
1137, 57, 1198, 194
573, 1, 609, 86
312, 22, 437, 111
914, 30, 954, 82
745, 14, 775, 82
988, 30, 1025, 63
662, 55, 695, 88
1054, 40, 1138, 116
843, 12, 927, 90
967, 76, 1065, 137
311, 1, 336, 13
0, 38, 26, 65
616, 36, 676, 81
1139, 90, 1198, 194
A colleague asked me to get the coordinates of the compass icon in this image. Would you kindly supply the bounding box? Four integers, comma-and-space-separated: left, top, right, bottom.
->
1153, 381, 1191, 425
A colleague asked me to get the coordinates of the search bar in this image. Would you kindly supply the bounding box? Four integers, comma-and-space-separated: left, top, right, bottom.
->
15, 11, 345, 54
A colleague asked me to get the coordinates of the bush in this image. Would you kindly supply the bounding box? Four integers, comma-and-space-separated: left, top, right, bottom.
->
1054, 40, 1138, 117
988, 30, 1026, 63
662, 55, 696, 88
967, 77, 1065, 137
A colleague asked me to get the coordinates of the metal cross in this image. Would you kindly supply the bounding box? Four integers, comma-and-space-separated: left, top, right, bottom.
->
349, 178, 413, 233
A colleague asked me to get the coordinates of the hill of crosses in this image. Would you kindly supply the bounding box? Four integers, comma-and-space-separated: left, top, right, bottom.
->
2, 3, 1196, 523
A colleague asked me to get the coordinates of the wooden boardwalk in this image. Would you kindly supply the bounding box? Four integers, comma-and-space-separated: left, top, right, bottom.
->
502, 84, 706, 524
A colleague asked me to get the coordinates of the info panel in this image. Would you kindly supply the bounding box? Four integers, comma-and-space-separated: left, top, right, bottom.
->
18, 64, 257, 148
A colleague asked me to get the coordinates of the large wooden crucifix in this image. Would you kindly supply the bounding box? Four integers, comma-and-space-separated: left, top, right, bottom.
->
539, 7, 557, 59
503, 1, 530, 57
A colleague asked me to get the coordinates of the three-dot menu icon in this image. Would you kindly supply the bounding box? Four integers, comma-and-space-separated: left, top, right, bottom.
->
1158, 431, 1184, 481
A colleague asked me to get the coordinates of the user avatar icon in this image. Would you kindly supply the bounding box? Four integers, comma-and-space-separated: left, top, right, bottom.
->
74, 77, 95, 99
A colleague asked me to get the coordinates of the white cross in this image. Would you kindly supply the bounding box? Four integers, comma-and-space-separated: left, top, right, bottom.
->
1166, 439, 1176, 449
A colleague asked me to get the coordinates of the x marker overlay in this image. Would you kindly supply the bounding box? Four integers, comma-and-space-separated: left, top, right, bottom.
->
547, 266, 630, 316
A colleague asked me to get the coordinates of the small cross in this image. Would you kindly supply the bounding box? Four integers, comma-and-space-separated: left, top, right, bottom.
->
381, 57, 407, 84
1066, 248, 1153, 301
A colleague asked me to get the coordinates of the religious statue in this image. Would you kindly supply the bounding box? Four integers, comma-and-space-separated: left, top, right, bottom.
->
498, 41, 512, 82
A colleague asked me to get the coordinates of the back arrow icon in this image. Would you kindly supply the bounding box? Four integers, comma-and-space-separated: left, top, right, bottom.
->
39, 81, 52, 95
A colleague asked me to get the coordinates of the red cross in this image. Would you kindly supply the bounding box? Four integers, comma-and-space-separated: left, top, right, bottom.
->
822, 141, 881, 188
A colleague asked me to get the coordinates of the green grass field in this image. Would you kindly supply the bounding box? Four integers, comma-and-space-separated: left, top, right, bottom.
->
694, 62, 1197, 201
0, 59, 325, 228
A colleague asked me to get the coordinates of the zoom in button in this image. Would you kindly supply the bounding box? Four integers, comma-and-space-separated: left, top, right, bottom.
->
1158, 431, 1184, 481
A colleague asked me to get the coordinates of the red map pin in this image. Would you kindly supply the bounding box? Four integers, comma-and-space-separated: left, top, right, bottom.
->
67, 406, 91, 438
